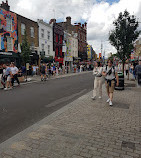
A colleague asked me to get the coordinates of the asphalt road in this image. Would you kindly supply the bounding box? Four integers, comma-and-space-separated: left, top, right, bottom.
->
0, 72, 94, 144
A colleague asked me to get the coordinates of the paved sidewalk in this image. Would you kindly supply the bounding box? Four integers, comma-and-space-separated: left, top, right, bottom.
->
0, 79, 141, 158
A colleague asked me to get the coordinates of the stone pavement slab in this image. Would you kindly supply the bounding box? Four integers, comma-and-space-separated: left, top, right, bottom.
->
0, 80, 140, 158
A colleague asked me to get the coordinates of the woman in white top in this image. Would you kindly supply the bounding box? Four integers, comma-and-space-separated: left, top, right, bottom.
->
92, 61, 103, 100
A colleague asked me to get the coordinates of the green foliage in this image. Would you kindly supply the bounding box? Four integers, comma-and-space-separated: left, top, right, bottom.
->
21, 31, 31, 65
109, 10, 140, 63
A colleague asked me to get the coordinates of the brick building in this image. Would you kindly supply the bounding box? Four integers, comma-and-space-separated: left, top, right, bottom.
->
0, 1, 19, 66
17, 14, 39, 65
50, 19, 64, 67
57, 17, 87, 61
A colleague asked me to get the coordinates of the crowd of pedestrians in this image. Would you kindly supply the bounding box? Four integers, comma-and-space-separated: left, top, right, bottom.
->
1, 63, 20, 90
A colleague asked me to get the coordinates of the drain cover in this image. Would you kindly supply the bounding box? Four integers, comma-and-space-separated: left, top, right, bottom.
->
121, 141, 135, 150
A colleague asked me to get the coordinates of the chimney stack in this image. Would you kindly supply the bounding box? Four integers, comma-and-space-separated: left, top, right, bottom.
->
0, 0, 10, 11
66, 16, 71, 25
49, 19, 56, 24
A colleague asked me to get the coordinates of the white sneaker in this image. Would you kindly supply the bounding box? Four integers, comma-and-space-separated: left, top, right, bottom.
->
4, 88, 9, 91
109, 100, 113, 106
99, 96, 102, 99
9, 87, 13, 90
106, 98, 110, 103
91, 96, 96, 100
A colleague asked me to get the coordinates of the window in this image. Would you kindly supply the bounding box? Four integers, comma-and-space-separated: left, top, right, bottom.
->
56, 34, 58, 43
6, 17, 12, 31
48, 45, 50, 54
31, 42, 34, 51
7, 37, 13, 51
30, 27, 34, 38
42, 44, 44, 51
21, 23, 25, 35
41, 29, 44, 38
47, 31, 50, 40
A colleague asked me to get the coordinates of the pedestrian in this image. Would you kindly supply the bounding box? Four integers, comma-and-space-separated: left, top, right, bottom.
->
1, 65, 6, 89
80, 65, 83, 72
53, 65, 56, 76
118, 61, 123, 72
56, 66, 59, 76
135, 59, 141, 86
3, 63, 13, 90
102, 59, 119, 106
133, 61, 138, 80
92, 61, 103, 100
40, 63, 47, 81
125, 62, 129, 76
11, 63, 20, 87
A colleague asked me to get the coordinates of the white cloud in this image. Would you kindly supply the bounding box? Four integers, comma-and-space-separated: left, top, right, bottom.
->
87, 0, 141, 56
0, 0, 141, 57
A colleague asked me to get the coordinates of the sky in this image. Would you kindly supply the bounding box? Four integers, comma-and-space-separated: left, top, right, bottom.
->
2, 0, 141, 57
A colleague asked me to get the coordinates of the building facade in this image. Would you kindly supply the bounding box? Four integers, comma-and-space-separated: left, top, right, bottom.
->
0, 1, 19, 65
37, 19, 55, 63
135, 38, 141, 57
50, 19, 64, 67
17, 14, 39, 65
57, 17, 87, 61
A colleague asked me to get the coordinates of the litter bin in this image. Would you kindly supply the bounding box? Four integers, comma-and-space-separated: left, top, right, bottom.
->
115, 72, 124, 90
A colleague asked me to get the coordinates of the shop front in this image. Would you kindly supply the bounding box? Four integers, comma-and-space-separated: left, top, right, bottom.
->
55, 57, 64, 68
0, 52, 21, 67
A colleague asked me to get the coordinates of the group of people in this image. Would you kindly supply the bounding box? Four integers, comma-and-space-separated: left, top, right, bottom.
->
1, 63, 20, 90
92, 58, 141, 106
92, 59, 119, 106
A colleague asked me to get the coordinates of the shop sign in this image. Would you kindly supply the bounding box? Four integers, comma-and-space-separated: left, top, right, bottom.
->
0, 52, 12, 55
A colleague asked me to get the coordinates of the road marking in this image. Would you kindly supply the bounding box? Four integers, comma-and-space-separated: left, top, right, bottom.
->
45, 89, 87, 108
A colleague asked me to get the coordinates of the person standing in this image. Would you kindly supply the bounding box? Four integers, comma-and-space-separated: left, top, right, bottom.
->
135, 59, 141, 86
103, 59, 119, 106
11, 63, 20, 87
3, 64, 12, 90
92, 61, 103, 100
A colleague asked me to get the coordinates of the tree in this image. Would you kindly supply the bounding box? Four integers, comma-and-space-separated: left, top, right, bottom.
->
21, 31, 31, 65
109, 10, 140, 73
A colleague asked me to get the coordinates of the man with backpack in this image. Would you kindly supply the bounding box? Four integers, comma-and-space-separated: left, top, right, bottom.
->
103, 59, 119, 106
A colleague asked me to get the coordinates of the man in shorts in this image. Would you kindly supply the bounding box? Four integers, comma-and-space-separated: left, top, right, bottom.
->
40, 63, 47, 81
103, 59, 119, 106
3, 64, 12, 90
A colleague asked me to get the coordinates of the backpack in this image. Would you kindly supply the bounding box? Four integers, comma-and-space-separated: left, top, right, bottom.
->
106, 65, 115, 76
41, 65, 45, 72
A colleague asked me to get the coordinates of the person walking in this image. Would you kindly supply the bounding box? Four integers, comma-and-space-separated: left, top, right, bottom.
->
1, 65, 6, 89
40, 63, 47, 81
92, 61, 103, 100
3, 64, 12, 90
102, 59, 119, 106
135, 59, 141, 86
11, 63, 20, 87
125, 62, 129, 76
